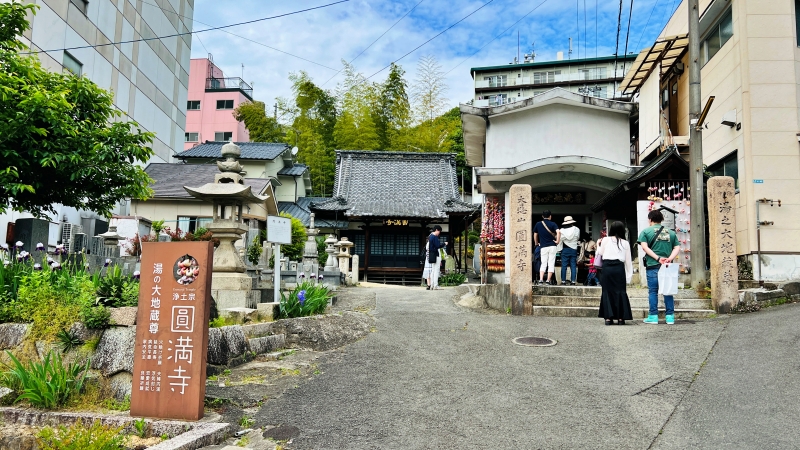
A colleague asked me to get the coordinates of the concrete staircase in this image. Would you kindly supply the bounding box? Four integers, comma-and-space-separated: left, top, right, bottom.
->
531, 285, 716, 319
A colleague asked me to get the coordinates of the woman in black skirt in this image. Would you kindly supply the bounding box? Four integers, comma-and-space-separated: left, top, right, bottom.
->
597, 221, 633, 325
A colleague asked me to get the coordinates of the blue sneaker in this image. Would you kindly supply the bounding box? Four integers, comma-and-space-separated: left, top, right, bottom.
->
665, 314, 675, 325
643, 314, 659, 324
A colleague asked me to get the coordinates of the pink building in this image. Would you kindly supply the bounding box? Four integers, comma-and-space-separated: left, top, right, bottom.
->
183, 58, 252, 150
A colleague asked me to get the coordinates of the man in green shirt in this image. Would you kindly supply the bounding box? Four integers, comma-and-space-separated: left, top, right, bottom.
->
637, 210, 681, 325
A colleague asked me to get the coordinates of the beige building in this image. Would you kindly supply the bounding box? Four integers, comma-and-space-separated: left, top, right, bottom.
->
18, 0, 194, 162
621, 0, 800, 280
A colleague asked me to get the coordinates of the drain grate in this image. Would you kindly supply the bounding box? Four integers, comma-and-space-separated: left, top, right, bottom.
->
513, 336, 557, 347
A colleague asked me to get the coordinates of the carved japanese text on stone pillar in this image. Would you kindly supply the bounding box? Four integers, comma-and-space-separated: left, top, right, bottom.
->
509, 185, 533, 315
707, 176, 738, 314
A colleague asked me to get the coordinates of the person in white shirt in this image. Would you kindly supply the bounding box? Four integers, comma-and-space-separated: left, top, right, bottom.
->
559, 216, 582, 285
596, 221, 633, 325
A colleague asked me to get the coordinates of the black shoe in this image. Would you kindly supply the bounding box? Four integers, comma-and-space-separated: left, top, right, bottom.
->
560, 282, 568, 286
426, 286, 430, 290
604, 319, 613, 326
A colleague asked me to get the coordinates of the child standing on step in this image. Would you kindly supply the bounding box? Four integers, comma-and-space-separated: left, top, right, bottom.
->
585, 252, 600, 287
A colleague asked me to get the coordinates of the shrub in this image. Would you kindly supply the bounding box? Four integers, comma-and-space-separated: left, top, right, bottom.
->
439, 272, 467, 286
247, 237, 263, 266
6, 262, 94, 340
124, 232, 154, 257
82, 305, 111, 329
3, 350, 89, 409
95, 265, 138, 308
279, 281, 331, 319
316, 236, 327, 266
37, 420, 125, 450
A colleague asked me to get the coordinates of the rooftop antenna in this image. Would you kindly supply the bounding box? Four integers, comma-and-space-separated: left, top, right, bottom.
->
517, 30, 520, 65
569, 37, 573, 59
241, 63, 244, 79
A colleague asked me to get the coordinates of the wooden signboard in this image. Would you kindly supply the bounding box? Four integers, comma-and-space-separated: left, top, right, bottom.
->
130, 241, 213, 420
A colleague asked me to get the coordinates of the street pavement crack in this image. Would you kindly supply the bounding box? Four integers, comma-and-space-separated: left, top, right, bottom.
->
647, 317, 730, 449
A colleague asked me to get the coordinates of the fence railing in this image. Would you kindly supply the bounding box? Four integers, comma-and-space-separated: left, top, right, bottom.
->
205, 77, 253, 99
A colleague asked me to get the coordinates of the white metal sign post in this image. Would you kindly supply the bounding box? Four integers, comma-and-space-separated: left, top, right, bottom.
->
267, 216, 292, 303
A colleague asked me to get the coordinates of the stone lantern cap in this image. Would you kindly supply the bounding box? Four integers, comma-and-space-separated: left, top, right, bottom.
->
183, 142, 268, 204
337, 237, 354, 255
97, 225, 122, 243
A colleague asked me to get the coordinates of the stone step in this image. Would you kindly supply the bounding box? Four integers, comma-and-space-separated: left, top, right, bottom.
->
532, 306, 717, 319
533, 285, 704, 299
533, 295, 712, 310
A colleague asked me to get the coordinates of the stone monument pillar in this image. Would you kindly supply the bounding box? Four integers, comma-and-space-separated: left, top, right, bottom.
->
350, 254, 360, 286
509, 184, 533, 315
707, 177, 738, 313
97, 225, 123, 257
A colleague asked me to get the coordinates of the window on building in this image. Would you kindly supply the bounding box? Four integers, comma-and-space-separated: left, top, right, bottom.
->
187, 100, 200, 110
579, 67, 607, 81
216, 99, 234, 109
70, 0, 88, 14
483, 75, 507, 87
533, 70, 561, 84
184, 132, 199, 142
214, 131, 233, 141
701, 9, 733, 65
62, 51, 82, 76
490, 94, 507, 106
707, 151, 739, 190
177, 216, 212, 234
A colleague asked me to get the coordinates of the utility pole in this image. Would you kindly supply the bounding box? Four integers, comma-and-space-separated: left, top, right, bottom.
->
688, 0, 707, 287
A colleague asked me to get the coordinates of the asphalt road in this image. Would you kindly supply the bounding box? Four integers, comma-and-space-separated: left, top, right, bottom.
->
254, 286, 800, 449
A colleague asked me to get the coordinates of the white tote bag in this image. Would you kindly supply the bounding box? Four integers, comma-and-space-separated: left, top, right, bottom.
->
657, 263, 680, 296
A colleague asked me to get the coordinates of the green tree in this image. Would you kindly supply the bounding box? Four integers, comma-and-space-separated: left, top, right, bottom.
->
333, 61, 380, 150
288, 72, 338, 196
0, 2, 155, 217
374, 63, 411, 151
279, 212, 307, 261
411, 55, 450, 152
232, 101, 285, 142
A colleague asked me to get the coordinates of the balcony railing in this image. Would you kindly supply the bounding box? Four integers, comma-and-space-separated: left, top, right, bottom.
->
205, 77, 253, 99
475, 69, 629, 89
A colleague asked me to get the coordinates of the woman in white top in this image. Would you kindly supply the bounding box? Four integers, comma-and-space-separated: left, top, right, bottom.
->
596, 221, 633, 325
559, 216, 582, 285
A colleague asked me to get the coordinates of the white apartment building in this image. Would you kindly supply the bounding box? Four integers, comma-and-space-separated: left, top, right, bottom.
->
19, 0, 193, 162
1, 0, 194, 246
471, 54, 638, 107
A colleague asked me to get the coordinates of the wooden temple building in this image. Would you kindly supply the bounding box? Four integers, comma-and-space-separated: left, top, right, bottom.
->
311, 151, 480, 284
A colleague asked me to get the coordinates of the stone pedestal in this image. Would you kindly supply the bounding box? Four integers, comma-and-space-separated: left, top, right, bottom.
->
207, 220, 249, 273
509, 185, 533, 315
211, 272, 260, 310
708, 177, 738, 313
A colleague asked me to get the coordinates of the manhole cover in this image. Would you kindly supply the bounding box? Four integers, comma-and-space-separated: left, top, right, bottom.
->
513, 336, 557, 347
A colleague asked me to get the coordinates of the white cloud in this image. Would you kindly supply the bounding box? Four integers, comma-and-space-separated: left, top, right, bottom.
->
189, 0, 677, 111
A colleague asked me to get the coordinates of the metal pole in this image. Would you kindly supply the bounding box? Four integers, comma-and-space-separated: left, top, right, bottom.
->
688, 0, 707, 288
756, 201, 762, 287
273, 244, 281, 303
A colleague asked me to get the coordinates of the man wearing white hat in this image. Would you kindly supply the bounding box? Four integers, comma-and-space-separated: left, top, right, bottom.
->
560, 216, 582, 285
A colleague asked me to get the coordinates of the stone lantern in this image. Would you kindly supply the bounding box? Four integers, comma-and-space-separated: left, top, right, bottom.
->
324, 234, 338, 271
184, 142, 268, 310
336, 237, 354, 276
97, 225, 123, 257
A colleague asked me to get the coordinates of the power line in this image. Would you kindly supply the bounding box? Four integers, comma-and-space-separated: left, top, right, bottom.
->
365, 0, 496, 81
444, 0, 551, 76
21, 0, 350, 56
322, 0, 427, 86
635, 0, 660, 52
136, 0, 336, 70
623, 0, 635, 69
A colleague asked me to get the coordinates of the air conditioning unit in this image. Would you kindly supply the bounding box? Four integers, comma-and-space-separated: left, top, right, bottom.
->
61, 223, 83, 253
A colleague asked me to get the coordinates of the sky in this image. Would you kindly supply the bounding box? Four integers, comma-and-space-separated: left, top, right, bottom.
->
189, 0, 683, 112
